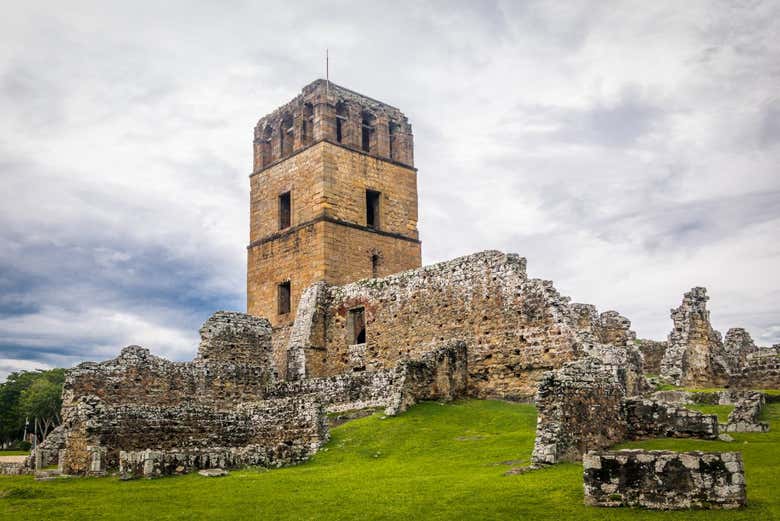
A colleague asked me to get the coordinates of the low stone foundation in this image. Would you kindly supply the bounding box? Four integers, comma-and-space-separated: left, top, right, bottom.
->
583, 449, 746, 510
724, 392, 769, 433
119, 446, 302, 479
0, 458, 31, 476
624, 399, 719, 439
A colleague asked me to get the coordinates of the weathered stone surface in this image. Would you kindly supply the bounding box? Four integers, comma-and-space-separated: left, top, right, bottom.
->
32, 424, 66, 469
273, 341, 468, 416
583, 449, 746, 510
660, 288, 730, 387
730, 351, 780, 389
532, 358, 718, 465
724, 328, 758, 371
624, 399, 718, 440
635, 339, 667, 375
198, 468, 228, 477
64, 394, 328, 478
724, 392, 769, 433
63, 312, 275, 411
0, 456, 31, 476
531, 358, 627, 465
286, 250, 649, 401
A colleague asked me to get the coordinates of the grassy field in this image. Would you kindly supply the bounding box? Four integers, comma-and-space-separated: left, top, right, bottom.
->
1, 400, 779, 520
685, 404, 734, 423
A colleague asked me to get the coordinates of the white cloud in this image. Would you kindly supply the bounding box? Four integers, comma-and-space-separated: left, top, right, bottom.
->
1, 1, 779, 380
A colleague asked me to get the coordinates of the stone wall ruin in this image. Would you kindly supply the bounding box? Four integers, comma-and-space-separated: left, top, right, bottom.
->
583, 449, 746, 510
531, 358, 718, 465
286, 250, 649, 401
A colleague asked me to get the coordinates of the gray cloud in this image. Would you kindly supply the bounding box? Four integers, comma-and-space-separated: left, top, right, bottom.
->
0, 0, 779, 380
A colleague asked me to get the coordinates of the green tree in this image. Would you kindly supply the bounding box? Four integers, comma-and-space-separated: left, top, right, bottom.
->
0, 368, 65, 444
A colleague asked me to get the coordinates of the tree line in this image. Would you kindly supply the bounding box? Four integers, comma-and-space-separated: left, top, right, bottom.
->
0, 368, 64, 449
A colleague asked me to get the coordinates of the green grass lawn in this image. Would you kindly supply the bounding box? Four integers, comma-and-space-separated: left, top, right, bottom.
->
1, 400, 779, 520
0, 451, 29, 457
685, 404, 734, 423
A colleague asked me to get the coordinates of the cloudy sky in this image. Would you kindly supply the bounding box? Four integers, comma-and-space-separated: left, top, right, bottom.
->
1, 1, 778, 379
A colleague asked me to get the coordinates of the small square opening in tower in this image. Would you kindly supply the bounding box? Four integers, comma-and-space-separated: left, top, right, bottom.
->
347, 307, 366, 345
277, 281, 291, 315
279, 191, 291, 230
366, 190, 380, 229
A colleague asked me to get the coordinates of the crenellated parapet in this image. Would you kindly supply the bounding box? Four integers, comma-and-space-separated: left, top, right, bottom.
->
253, 79, 414, 172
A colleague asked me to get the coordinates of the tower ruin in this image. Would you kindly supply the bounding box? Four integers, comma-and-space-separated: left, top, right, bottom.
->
247, 80, 422, 361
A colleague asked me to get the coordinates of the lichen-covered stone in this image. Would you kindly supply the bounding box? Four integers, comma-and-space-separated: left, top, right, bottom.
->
624, 399, 718, 439
724, 392, 769, 433
660, 288, 730, 387
531, 358, 627, 465
635, 339, 667, 375
63, 394, 328, 478
583, 449, 746, 510
273, 341, 467, 416
286, 250, 650, 401
531, 358, 718, 465
63, 312, 276, 411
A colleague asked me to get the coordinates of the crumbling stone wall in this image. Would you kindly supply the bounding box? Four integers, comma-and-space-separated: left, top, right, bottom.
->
61, 394, 328, 477
531, 358, 627, 465
724, 392, 769, 433
730, 352, 780, 389
63, 312, 275, 411
57, 312, 334, 476
287, 251, 647, 400
273, 341, 468, 416
723, 328, 758, 372
623, 399, 718, 439
583, 450, 746, 510
33, 425, 66, 468
660, 287, 730, 387
635, 339, 667, 375
532, 358, 718, 465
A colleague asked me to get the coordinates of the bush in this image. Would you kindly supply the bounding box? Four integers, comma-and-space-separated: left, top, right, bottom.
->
12, 440, 31, 451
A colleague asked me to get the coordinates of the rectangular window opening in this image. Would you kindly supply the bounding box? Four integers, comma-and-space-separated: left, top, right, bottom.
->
361, 125, 370, 152
366, 189, 380, 229
336, 118, 343, 143
279, 191, 291, 230
348, 307, 366, 345
371, 254, 380, 278
277, 281, 291, 315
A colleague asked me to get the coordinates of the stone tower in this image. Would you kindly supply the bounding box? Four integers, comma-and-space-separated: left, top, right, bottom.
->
247, 79, 422, 333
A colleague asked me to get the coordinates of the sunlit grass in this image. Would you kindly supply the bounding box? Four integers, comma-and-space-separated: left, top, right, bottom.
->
1, 400, 778, 520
